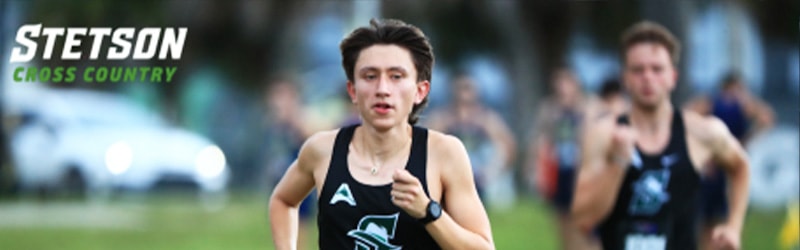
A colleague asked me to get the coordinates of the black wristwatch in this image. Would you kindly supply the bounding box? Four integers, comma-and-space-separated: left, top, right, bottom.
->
418, 200, 442, 225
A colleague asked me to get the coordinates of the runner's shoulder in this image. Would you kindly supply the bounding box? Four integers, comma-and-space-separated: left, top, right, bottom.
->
427, 129, 461, 152
427, 129, 469, 161
427, 128, 473, 179
298, 129, 339, 165
682, 109, 731, 145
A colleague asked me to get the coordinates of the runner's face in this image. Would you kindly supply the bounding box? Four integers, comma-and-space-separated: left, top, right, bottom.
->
266, 82, 299, 120
623, 43, 677, 110
454, 77, 478, 105
554, 71, 579, 101
347, 45, 429, 130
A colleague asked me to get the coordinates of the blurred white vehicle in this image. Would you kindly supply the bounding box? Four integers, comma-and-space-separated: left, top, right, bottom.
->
7, 89, 229, 198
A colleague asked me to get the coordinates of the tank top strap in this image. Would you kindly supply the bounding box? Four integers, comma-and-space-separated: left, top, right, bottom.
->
331, 125, 358, 172
666, 108, 687, 152
319, 124, 358, 202
406, 126, 430, 197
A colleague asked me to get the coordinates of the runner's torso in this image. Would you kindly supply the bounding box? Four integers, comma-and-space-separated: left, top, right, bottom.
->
317, 125, 441, 249
599, 111, 701, 250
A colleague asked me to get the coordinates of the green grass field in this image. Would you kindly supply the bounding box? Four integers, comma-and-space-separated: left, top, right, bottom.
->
0, 193, 786, 250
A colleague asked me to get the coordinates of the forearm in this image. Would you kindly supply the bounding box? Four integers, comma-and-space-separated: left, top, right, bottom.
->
269, 197, 300, 250
500, 143, 516, 170
725, 162, 750, 231
485, 117, 516, 170
425, 212, 494, 250
572, 163, 627, 231
750, 99, 775, 132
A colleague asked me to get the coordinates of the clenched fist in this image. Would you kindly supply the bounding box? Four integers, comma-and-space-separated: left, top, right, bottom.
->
391, 169, 431, 219
608, 124, 637, 168
710, 224, 741, 250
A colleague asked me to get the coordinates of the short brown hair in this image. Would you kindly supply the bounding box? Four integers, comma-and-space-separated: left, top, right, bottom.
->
340, 18, 434, 125
621, 21, 681, 65
720, 70, 743, 90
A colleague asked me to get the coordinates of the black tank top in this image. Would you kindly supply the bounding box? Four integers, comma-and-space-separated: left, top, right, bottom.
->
598, 110, 701, 250
317, 125, 441, 249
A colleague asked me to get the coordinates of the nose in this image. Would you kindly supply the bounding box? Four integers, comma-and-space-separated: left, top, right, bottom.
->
640, 68, 656, 85
375, 75, 391, 97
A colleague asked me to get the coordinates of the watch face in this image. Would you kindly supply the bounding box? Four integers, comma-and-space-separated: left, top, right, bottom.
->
430, 201, 442, 218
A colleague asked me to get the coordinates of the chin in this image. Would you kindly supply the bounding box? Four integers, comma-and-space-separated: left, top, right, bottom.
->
362, 117, 400, 131
630, 95, 650, 106
634, 96, 665, 111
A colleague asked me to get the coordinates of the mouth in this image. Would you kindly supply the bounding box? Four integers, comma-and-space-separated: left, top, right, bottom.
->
372, 102, 394, 114
639, 86, 654, 96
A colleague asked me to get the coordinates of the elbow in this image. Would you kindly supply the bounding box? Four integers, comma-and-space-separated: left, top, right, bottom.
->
483, 236, 496, 250
572, 202, 602, 234
572, 214, 598, 234
471, 240, 495, 250
570, 191, 601, 233
466, 239, 495, 250
570, 205, 591, 233
268, 195, 280, 218
722, 160, 750, 193
736, 161, 750, 182
758, 116, 774, 131
268, 193, 292, 216
728, 159, 750, 179
268, 192, 280, 209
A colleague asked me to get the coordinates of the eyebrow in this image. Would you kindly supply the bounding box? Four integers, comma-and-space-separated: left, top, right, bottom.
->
358, 66, 408, 74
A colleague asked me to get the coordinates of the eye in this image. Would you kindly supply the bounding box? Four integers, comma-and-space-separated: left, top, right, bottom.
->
630, 66, 644, 74
363, 74, 377, 81
653, 65, 663, 74
390, 74, 403, 80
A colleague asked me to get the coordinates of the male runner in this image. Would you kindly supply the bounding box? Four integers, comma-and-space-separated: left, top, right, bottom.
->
269, 19, 494, 250
526, 67, 598, 250
571, 21, 750, 250
426, 74, 516, 202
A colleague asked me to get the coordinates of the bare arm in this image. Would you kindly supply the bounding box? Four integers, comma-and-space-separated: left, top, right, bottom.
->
742, 95, 774, 139
571, 116, 632, 232
706, 118, 750, 232
392, 135, 494, 249
483, 110, 517, 171
268, 133, 327, 250
430, 135, 494, 249
683, 95, 711, 115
